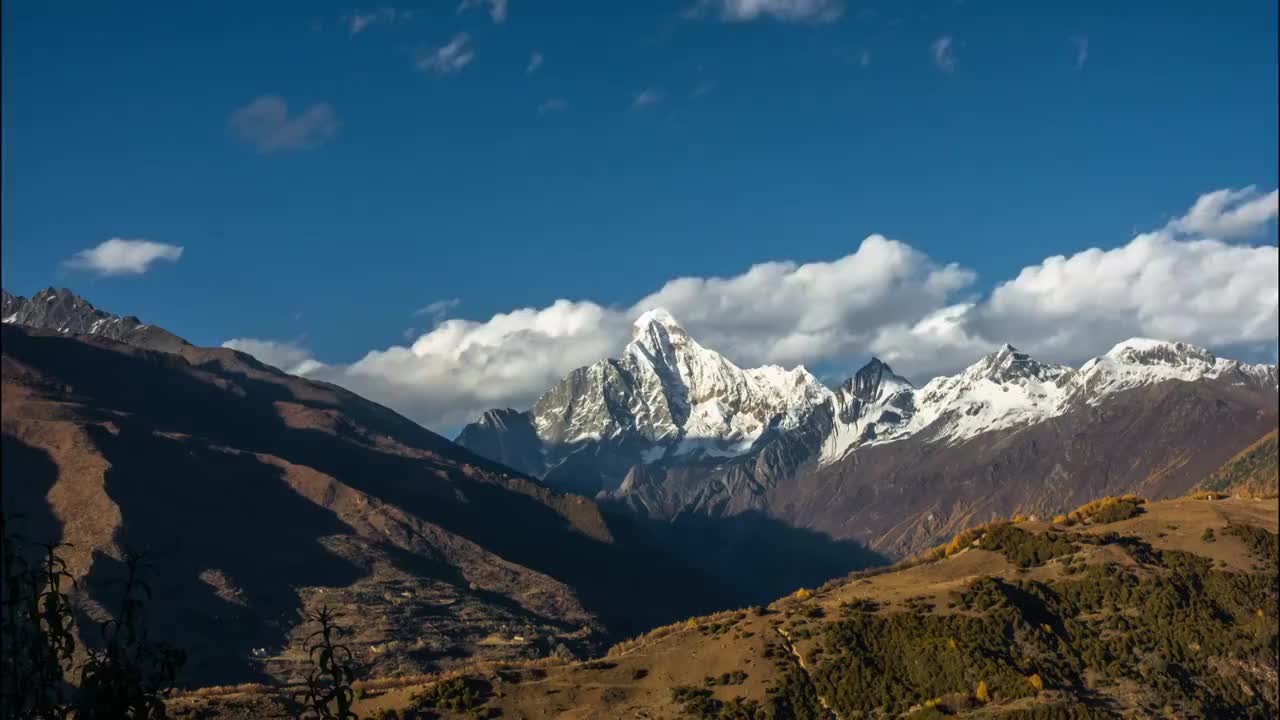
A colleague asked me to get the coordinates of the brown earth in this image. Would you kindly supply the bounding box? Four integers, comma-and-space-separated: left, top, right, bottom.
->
171, 495, 1279, 719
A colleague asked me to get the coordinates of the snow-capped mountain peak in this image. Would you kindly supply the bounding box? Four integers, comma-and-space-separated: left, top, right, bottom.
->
819, 358, 917, 464
1105, 337, 1217, 367
1076, 337, 1276, 401
632, 307, 684, 334
460, 319, 1278, 495
895, 345, 1075, 446
967, 343, 1073, 385
464, 308, 836, 492
626, 308, 702, 373
843, 357, 913, 401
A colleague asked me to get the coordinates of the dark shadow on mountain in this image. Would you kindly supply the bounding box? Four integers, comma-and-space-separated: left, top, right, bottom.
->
1, 435, 63, 553
618, 508, 891, 607
1, 327, 735, 647
82, 425, 367, 685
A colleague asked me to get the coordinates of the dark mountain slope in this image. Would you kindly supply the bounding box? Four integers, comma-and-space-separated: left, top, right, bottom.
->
782, 377, 1278, 557
1195, 428, 1279, 497
1, 324, 729, 686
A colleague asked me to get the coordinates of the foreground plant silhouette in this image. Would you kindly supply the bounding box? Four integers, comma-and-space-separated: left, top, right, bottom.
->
1, 515, 185, 720
286, 606, 359, 720
2, 517, 78, 719
75, 550, 187, 719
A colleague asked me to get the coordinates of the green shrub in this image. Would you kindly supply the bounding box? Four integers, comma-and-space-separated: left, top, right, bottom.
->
805, 523, 1278, 718
411, 676, 492, 713
977, 526, 1078, 568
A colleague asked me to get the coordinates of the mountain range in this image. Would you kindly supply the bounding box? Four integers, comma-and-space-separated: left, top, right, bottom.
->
458, 309, 1278, 557
1, 288, 729, 687
3, 287, 1276, 698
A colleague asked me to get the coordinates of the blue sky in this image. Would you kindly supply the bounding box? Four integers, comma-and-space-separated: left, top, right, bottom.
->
3, 0, 1278, 431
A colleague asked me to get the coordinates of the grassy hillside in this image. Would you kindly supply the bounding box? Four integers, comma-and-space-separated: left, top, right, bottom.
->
173, 495, 1279, 719
1196, 429, 1279, 498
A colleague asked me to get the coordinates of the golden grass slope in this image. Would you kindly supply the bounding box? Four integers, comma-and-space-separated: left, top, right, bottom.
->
174, 495, 1279, 719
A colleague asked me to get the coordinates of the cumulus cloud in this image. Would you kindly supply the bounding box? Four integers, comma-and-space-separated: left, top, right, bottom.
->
228, 186, 1279, 432
344, 7, 413, 35
526, 51, 544, 75
457, 0, 507, 23
416, 33, 475, 76
973, 232, 1278, 354
632, 235, 975, 369
65, 238, 184, 276
222, 338, 326, 376
334, 301, 624, 430
685, 0, 843, 23
867, 187, 1279, 378
631, 88, 665, 110
1165, 185, 1278, 239
931, 36, 957, 73
229, 96, 339, 153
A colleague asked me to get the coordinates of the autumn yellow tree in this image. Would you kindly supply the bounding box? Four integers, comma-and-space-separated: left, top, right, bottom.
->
975, 680, 990, 703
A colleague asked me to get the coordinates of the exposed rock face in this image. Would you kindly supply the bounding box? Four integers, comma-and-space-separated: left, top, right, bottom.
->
2, 287, 190, 353
458, 309, 832, 496
459, 311, 1279, 558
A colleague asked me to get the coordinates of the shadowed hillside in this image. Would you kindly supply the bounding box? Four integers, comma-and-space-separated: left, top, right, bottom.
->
1, 324, 740, 686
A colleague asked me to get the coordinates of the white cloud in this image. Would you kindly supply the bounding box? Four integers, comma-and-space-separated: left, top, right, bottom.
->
973, 231, 1278, 357
931, 35, 956, 73
344, 7, 413, 35
333, 301, 624, 429
632, 235, 975, 369
867, 187, 1279, 378
416, 33, 475, 76
222, 338, 326, 376
526, 51, 544, 74
1165, 186, 1278, 239
413, 298, 462, 327
65, 238, 184, 276
686, 0, 843, 23
229, 96, 339, 153
457, 0, 507, 23
252, 236, 977, 429
537, 98, 567, 115
1071, 35, 1088, 70
230, 186, 1279, 432
631, 88, 665, 110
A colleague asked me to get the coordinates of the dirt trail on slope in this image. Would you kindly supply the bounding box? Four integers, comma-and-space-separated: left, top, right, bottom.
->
775, 625, 838, 720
